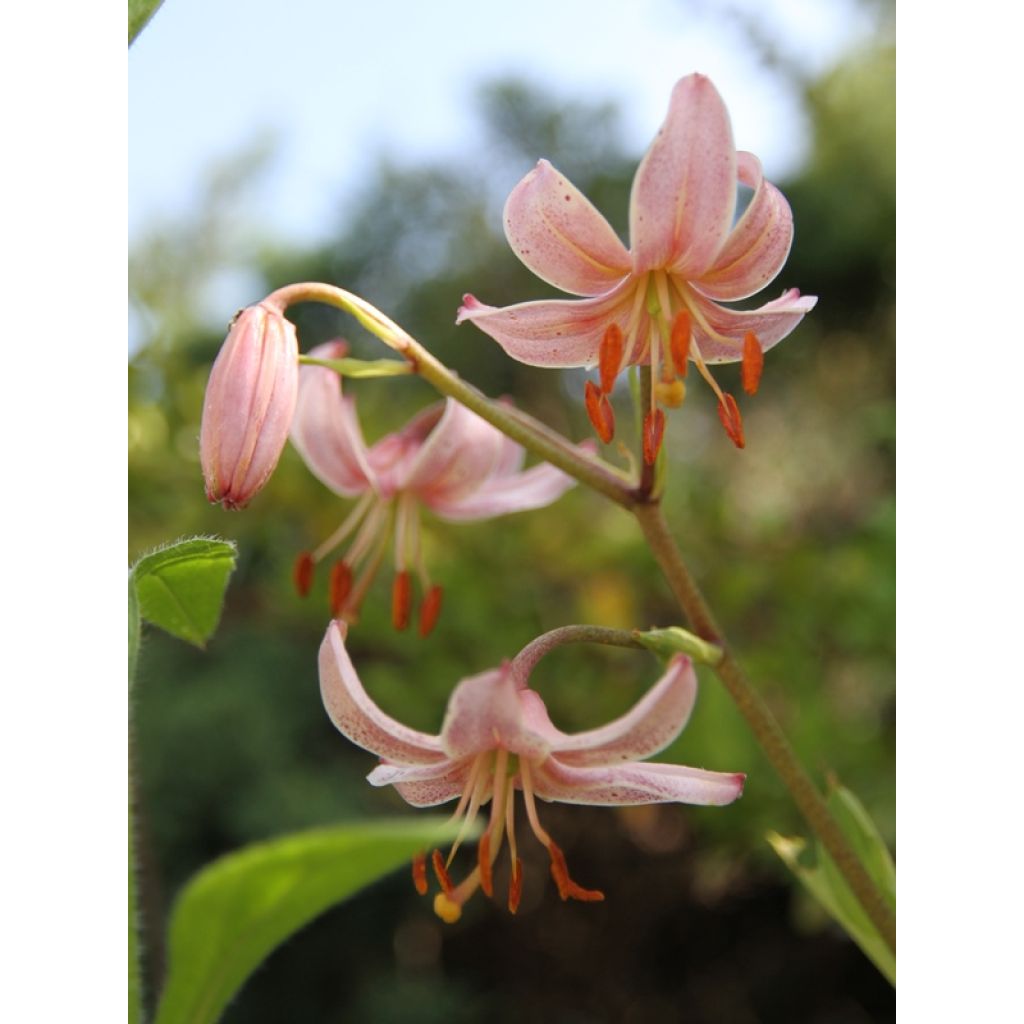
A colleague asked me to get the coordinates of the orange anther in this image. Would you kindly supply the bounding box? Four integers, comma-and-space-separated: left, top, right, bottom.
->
412, 852, 428, 896
717, 393, 746, 449
328, 561, 353, 617
670, 311, 692, 377
478, 832, 493, 898
584, 380, 615, 444
741, 331, 763, 395
546, 840, 605, 903
292, 551, 315, 597
418, 584, 444, 637
508, 858, 523, 914
642, 409, 666, 465
598, 323, 625, 394
431, 849, 454, 895
392, 570, 412, 631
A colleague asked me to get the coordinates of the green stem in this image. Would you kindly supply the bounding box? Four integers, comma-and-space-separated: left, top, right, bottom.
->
266, 283, 636, 507
632, 501, 896, 955
510, 624, 644, 680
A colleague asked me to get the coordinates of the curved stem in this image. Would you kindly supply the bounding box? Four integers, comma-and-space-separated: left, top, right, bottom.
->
633, 501, 896, 955
510, 624, 644, 681
265, 282, 636, 507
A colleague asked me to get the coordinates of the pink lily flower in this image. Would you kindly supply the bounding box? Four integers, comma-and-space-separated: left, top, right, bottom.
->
320, 620, 745, 922
200, 302, 299, 509
290, 342, 580, 634
457, 73, 817, 457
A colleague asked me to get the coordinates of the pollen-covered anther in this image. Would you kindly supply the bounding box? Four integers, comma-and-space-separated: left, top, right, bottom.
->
328, 561, 353, 617
642, 409, 666, 465
392, 570, 412, 631
584, 380, 615, 444
669, 311, 692, 378
293, 552, 315, 597
412, 852, 428, 896
717, 394, 746, 449
546, 840, 605, 903
655, 378, 686, 409
433, 892, 463, 924
598, 323, 625, 394
418, 585, 444, 637
741, 331, 764, 395
508, 857, 523, 914
431, 848, 454, 896
478, 832, 494, 898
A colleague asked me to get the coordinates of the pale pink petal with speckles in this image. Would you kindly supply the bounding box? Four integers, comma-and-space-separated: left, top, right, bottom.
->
428, 461, 578, 522
289, 341, 376, 497
686, 287, 818, 364
532, 758, 746, 806
319, 621, 446, 764
696, 152, 795, 301
456, 280, 636, 368
538, 655, 699, 766
503, 159, 631, 296
440, 666, 552, 763
368, 759, 471, 807
630, 74, 737, 278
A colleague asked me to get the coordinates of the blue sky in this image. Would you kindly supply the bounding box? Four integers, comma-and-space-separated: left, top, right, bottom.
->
129, 0, 870, 247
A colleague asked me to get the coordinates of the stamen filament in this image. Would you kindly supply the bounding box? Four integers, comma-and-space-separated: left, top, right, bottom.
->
312, 491, 376, 562
339, 526, 389, 620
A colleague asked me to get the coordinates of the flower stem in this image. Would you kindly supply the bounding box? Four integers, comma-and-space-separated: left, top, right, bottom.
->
632, 500, 896, 956
510, 624, 645, 681
265, 282, 637, 507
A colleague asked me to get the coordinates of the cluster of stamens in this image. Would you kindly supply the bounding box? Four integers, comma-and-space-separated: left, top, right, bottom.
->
293, 490, 443, 635
412, 751, 603, 923
583, 272, 765, 462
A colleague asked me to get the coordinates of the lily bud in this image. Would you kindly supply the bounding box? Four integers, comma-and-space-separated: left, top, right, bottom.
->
200, 303, 299, 509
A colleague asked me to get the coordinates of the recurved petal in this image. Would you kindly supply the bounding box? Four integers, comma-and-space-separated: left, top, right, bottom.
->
440, 665, 551, 763
532, 757, 746, 806
319, 621, 447, 764
456, 280, 636, 368
630, 73, 737, 278
289, 341, 376, 496
696, 152, 794, 301
503, 159, 632, 296
426, 460, 577, 522
367, 759, 470, 807
545, 655, 699, 765
687, 287, 818, 364
401, 400, 510, 504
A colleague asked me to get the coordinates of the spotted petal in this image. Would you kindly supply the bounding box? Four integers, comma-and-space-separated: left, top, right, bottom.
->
428, 460, 578, 522
456, 280, 636, 368
290, 341, 376, 497
630, 73, 737, 278
533, 757, 746, 806
368, 759, 470, 807
504, 159, 631, 296
688, 287, 818, 364
696, 152, 795, 301
402, 400, 512, 504
319, 621, 446, 765
523, 655, 699, 766
440, 666, 551, 763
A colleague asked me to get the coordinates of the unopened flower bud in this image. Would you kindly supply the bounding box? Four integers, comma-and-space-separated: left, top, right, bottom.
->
200, 303, 299, 509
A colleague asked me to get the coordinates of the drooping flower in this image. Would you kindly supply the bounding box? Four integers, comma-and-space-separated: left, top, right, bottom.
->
200, 302, 299, 508
319, 620, 745, 921
457, 73, 817, 457
290, 342, 581, 634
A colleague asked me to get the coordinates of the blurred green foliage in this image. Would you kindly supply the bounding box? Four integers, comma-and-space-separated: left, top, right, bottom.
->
130, 16, 894, 1022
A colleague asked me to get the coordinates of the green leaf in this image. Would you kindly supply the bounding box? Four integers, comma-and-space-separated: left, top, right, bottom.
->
131, 538, 237, 648
154, 818, 468, 1024
768, 784, 896, 985
128, 576, 140, 689
129, 0, 166, 44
